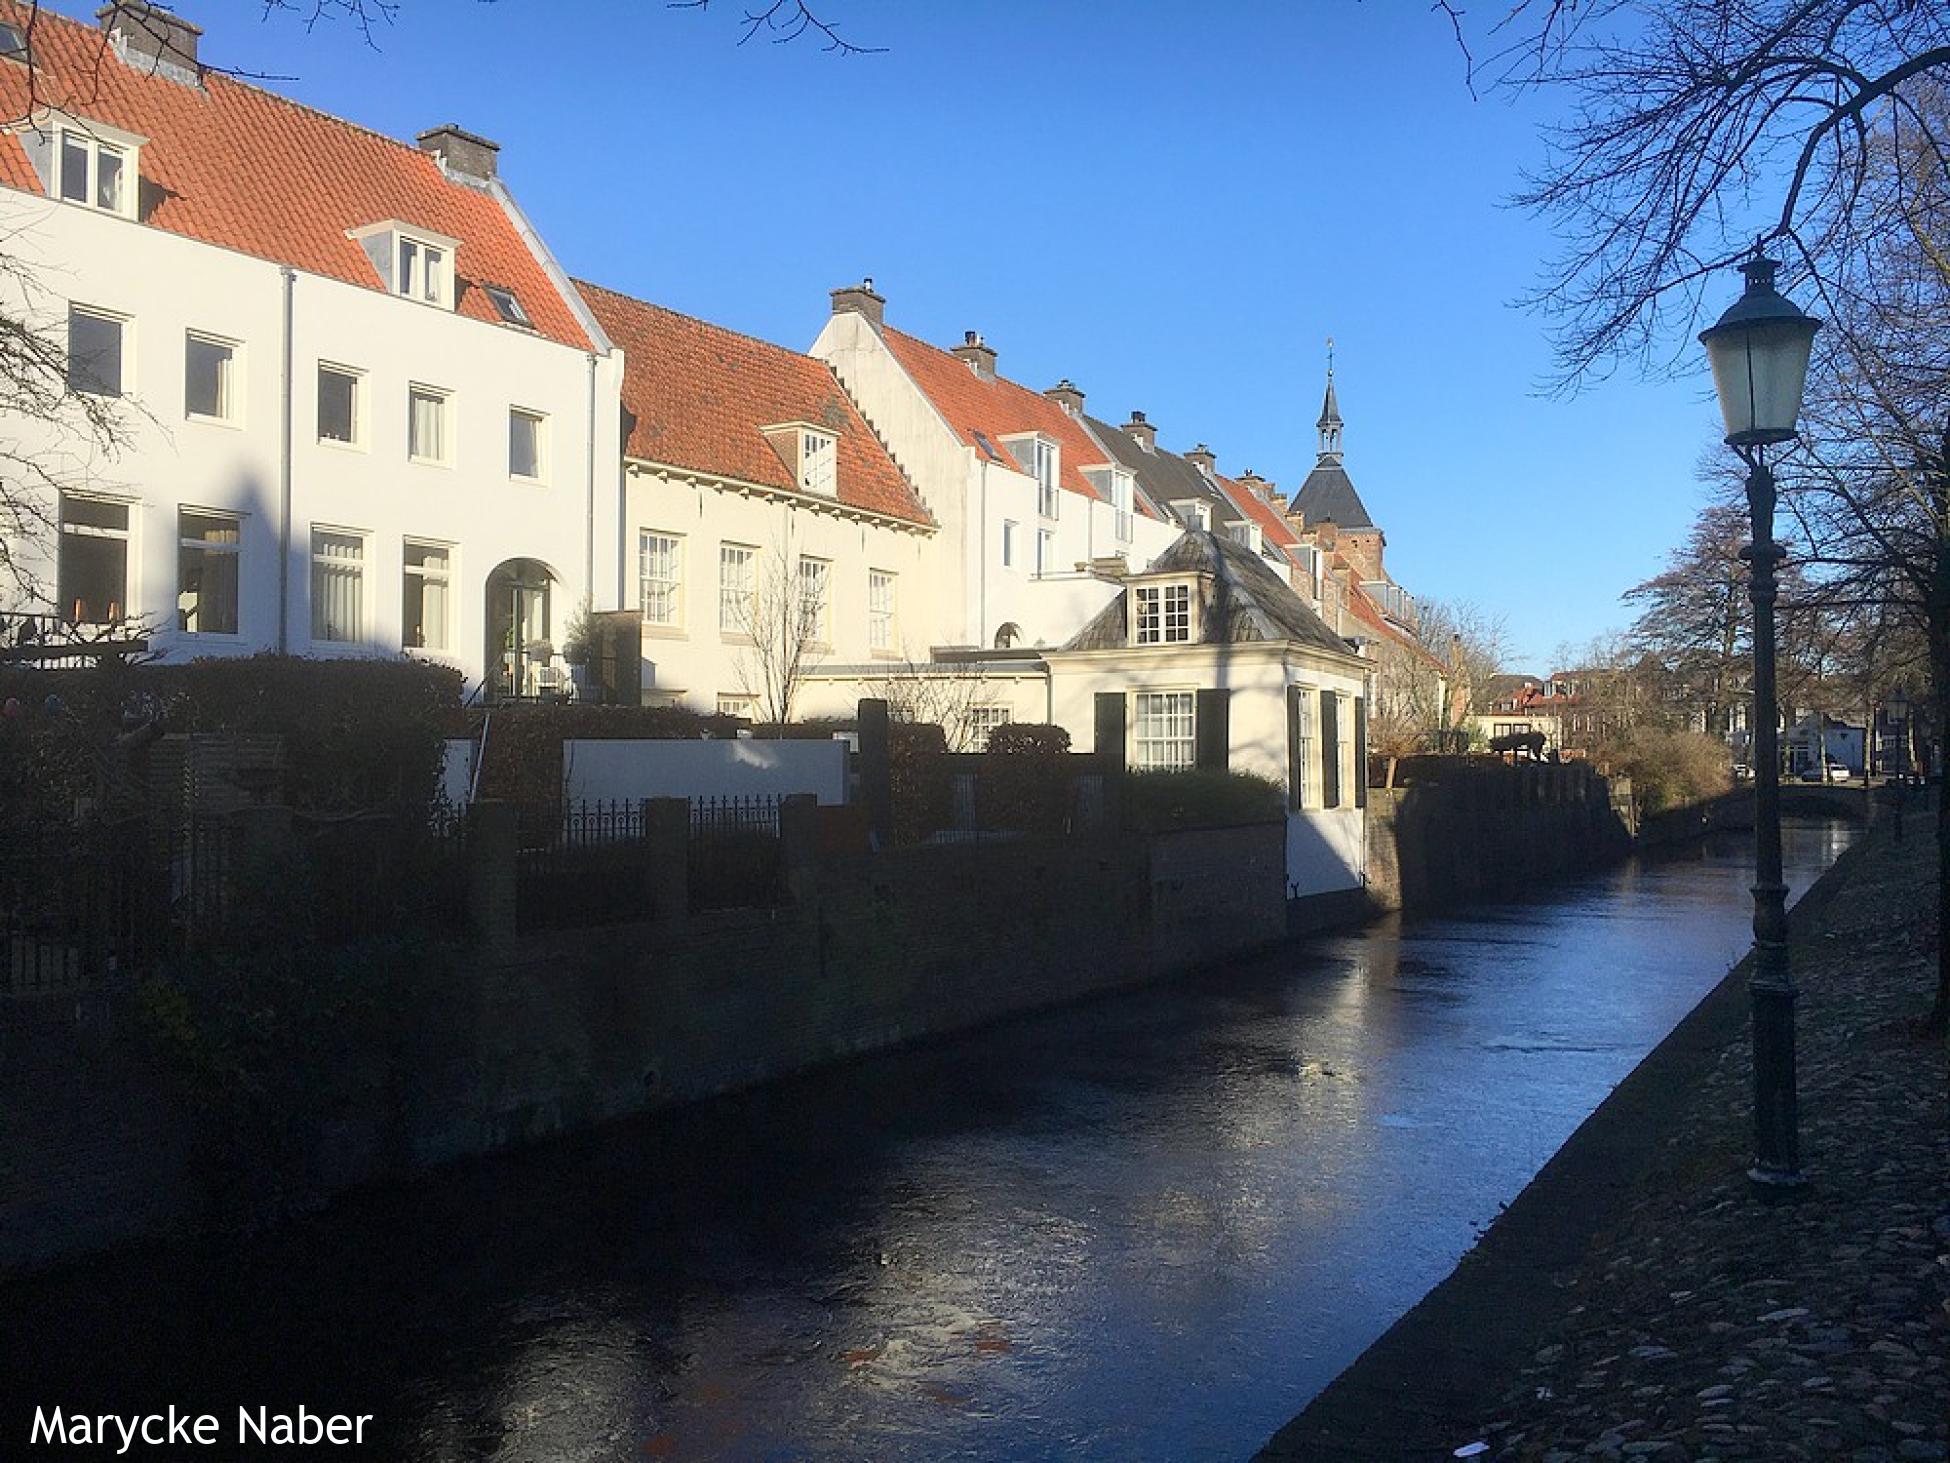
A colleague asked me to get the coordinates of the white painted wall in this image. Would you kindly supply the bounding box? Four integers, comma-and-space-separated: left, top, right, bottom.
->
562, 737, 848, 805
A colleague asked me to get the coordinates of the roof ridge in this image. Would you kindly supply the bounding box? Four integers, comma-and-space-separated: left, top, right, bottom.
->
573, 278, 820, 364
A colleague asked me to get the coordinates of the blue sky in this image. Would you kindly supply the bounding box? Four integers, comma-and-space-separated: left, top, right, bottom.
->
197, 0, 1730, 670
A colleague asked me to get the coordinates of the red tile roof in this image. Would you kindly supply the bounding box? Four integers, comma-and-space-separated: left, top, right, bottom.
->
0, 2, 591, 349
1212, 472, 1301, 549
880, 327, 1114, 504
578, 282, 933, 528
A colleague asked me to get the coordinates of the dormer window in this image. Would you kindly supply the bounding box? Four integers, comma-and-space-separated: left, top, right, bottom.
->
347, 221, 460, 310
1133, 580, 1193, 646
1004, 434, 1059, 518
0, 22, 28, 61
1085, 466, 1136, 543
27, 114, 146, 220
761, 423, 839, 497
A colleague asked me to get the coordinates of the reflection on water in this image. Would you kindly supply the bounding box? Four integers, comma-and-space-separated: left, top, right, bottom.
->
2, 823, 1852, 1461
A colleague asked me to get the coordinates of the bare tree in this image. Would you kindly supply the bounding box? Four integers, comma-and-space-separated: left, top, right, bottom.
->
1420, 598, 1511, 741
865, 660, 1003, 750
733, 547, 827, 729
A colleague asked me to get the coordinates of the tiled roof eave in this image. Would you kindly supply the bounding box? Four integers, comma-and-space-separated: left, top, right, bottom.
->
625, 455, 936, 532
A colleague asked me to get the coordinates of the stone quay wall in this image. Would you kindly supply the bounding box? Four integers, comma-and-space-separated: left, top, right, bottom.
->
1362, 760, 1637, 914
0, 809, 1287, 1273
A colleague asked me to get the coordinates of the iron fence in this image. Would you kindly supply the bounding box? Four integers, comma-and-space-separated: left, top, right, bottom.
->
688, 795, 782, 912
515, 798, 653, 933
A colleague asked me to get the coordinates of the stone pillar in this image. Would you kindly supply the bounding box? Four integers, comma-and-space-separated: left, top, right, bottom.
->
858, 698, 892, 849
779, 793, 819, 906
645, 797, 691, 927
466, 800, 518, 945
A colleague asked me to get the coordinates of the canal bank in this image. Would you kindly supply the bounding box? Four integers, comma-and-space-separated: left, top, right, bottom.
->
1259, 820, 1947, 1462
0, 825, 1851, 1460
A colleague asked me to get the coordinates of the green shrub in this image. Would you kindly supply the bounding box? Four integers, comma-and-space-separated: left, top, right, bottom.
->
888, 720, 952, 844
981, 722, 1072, 832
1122, 768, 1284, 832
1601, 725, 1733, 814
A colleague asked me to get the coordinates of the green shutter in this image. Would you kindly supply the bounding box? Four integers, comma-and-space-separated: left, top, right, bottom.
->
1321, 689, 1341, 809
1095, 692, 1127, 775
1354, 696, 1368, 809
1195, 688, 1230, 771
1286, 685, 1305, 810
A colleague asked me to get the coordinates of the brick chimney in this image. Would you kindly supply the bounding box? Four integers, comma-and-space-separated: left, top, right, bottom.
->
952, 331, 998, 380
1123, 410, 1158, 453
417, 125, 499, 184
1044, 379, 1085, 417
1238, 468, 1279, 502
829, 277, 885, 331
1186, 443, 1217, 475
98, 2, 200, 80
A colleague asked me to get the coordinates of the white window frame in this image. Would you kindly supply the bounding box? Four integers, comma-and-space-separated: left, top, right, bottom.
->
177, 508, 241, 636
58, 493, 132, 625
717, 693, 757, 720
868, 569, 897, 654
508, 406, 547, 482
317, 362, 364, 448
1035, 528, 1056, 578
718, 542, 757, 637
309, 528, 368, 645
962, 704, 1011, 752
800, 429, 837, 496
402, 538, 453, 653
407, 384, 451, 466
184, 331, 239, 425
797, 555, 831, 646
483, 284, 532, 328
639, 530, 685, 630
1110, 469, 1134, 544
396, 234, 451, 306
1133, 581, 1193, 645
1132, 690, 1197, 772
66, 305, 126, 398
1002, 519, 1019, 569
1033, 438, 1059, 519
54, 122, 140, 219
1290, 684, 1316, 809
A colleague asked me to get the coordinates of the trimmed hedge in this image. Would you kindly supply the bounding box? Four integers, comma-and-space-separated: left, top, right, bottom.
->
980, 722, 1073, 833
889, 720, 952, 845
1122, 768, 1284, 832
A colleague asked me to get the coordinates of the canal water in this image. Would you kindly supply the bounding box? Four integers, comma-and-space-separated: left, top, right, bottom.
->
4, 823, 1851, 1461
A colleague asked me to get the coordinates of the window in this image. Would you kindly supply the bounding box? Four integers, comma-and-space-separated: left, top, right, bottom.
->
963, 704, 1010, 751
717, 693, 756, 720
1134, 582, 1192, 645
1035, 529, 1056, 577
1133, 691, 1196, 771
318, 364, 361, 445
398, 236, 447, 305
185, 333, 237, 422
67, 306, 124, 397
1110, 470, 1134, 544
408, 385, 449, 465
402, 540, 451, 651
509, 408, 545, 481
177, 511, 240, 634
1031, 439, 1059, 517
57, 129, 131, 216
868, 569, 897, 653
484, 284, 531, 327
58, 495, 129, 624
797, 556, 830, 644
1287, 685, 1314, 810
0, 22, 28, 59
639, 531, 684, 628
800, 430, 837, 496
719, 543, 756, 634
1002, 520, 1018, 568
310, 530, 366, 643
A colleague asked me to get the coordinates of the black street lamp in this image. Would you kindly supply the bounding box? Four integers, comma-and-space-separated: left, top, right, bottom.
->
1700, 254, 1821, 1193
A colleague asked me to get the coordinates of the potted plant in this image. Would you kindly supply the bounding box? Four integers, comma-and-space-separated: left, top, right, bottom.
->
560, 600, 601, 703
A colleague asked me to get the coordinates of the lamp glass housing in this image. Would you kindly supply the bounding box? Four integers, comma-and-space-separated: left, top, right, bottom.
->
1699, 258, 1821, 448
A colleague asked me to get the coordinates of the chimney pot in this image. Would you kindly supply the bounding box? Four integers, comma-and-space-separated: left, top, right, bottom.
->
829, 277, 885, 331
1186, 442, 1216, 474
98, 1, 201, 81
417, 124, 500, 182
1123, 411, 1157, 453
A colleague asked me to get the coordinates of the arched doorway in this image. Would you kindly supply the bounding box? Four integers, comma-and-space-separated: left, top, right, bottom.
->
485, 558, 559, 700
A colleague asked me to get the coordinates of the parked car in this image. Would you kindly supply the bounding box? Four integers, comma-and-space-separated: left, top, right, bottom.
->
1731, 763, 1752, 782
1797, 763, 1850, 783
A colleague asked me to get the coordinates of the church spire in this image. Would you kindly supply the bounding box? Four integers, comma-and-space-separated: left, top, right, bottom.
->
1316, 337, 1343, 463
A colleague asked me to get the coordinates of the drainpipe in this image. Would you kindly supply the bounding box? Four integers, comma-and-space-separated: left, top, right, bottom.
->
276, 266, 295, 653
975, 458, 987, 648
